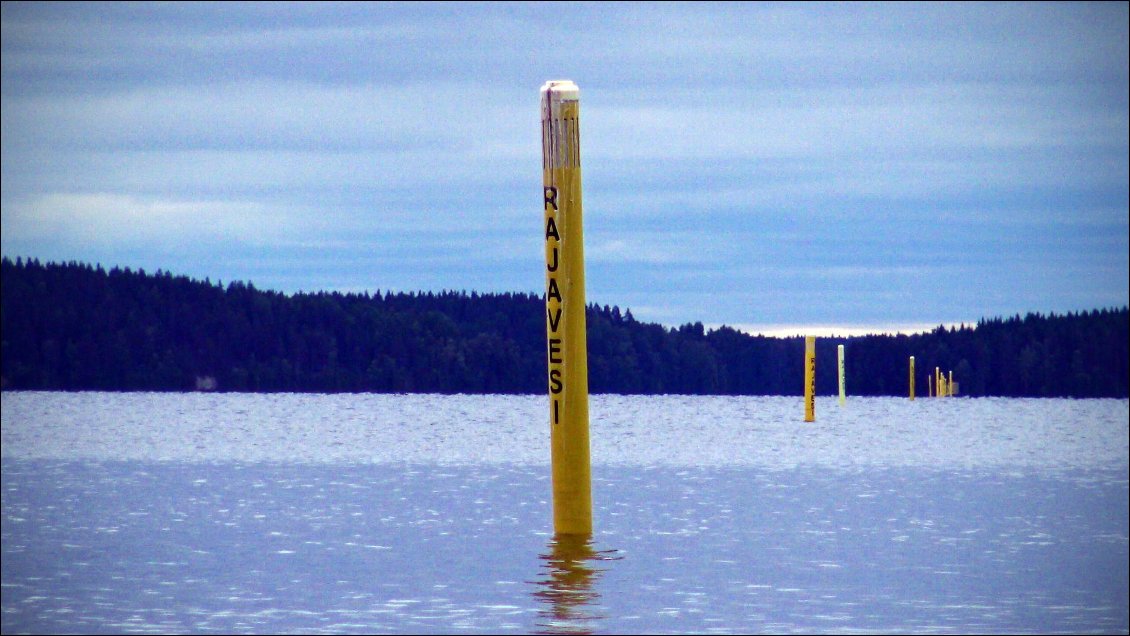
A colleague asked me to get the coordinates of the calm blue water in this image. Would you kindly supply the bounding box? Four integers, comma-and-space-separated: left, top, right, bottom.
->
2, 393, 1128, 634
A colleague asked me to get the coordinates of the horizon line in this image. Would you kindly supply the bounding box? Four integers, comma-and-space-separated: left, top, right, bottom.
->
714, 322, 971, 339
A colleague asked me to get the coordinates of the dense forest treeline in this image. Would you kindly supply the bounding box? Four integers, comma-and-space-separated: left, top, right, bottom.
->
2, 257, 1127, 397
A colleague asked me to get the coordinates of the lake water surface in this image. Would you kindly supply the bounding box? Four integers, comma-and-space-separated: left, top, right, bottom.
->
2, 393, 1128, 634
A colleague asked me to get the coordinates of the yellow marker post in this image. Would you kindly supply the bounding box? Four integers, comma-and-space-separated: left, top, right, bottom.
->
541, 80, 592, 536
909, 356, 916, 400
837, 344, 846, 406
948, 370, 954, 397
804, 336, 816, 422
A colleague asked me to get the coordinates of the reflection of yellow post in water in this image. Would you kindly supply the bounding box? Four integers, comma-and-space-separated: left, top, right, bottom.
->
837, 344, 846, 406
804, 336, 816, 422
909, 356, 916, 400
541, 80, 592, 536
531, 534, 616, 635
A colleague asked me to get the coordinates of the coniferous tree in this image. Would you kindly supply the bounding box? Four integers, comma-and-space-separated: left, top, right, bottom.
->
2, 257, 1126, 397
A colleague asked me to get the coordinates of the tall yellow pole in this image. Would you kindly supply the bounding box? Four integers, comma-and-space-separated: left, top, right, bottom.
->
541, 80, 592, 536
837, 344, 846, 406
948, 370, 954, 397
909, 355, 915, 400
804, 336, 816, 422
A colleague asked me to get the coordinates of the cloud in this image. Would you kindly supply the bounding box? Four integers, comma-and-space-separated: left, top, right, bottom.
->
588, 83, 1125, 162
1, 80, 535, 153
1, 2, 1125, 330
586, 237, 702, 265
0, 193, 293, 250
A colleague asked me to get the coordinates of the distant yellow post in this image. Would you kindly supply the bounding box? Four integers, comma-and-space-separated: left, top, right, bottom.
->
804, 336, 816, 422
948, 370, 954, 397
837, 344, 846, 406
541, 80, 592, 536
909, 356, 915, 400
928, 373, 934, 398
935, 367, 941, 398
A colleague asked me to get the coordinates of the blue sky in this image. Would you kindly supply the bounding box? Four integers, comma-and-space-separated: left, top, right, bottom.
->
2, 2, 1127, 336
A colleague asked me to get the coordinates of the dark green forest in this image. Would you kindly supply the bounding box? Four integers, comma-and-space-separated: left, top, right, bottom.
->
2, 257, 1127, 397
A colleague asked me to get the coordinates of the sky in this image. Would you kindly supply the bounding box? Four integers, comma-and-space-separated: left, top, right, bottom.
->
2, 2, 1127, 336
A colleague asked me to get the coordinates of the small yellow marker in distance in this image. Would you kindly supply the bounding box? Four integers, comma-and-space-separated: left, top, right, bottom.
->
909, 356, 916, 400
541, 80, 592, 536
804, 336, 816, 422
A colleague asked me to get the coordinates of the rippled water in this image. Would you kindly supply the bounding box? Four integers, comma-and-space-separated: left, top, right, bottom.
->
2, 392, 1128, 634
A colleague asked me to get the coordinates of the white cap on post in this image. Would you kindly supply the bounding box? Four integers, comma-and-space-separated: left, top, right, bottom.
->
541, 80, 580, 100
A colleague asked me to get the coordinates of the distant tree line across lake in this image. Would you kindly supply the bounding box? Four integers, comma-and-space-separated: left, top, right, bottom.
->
2, 257, 1127, 398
